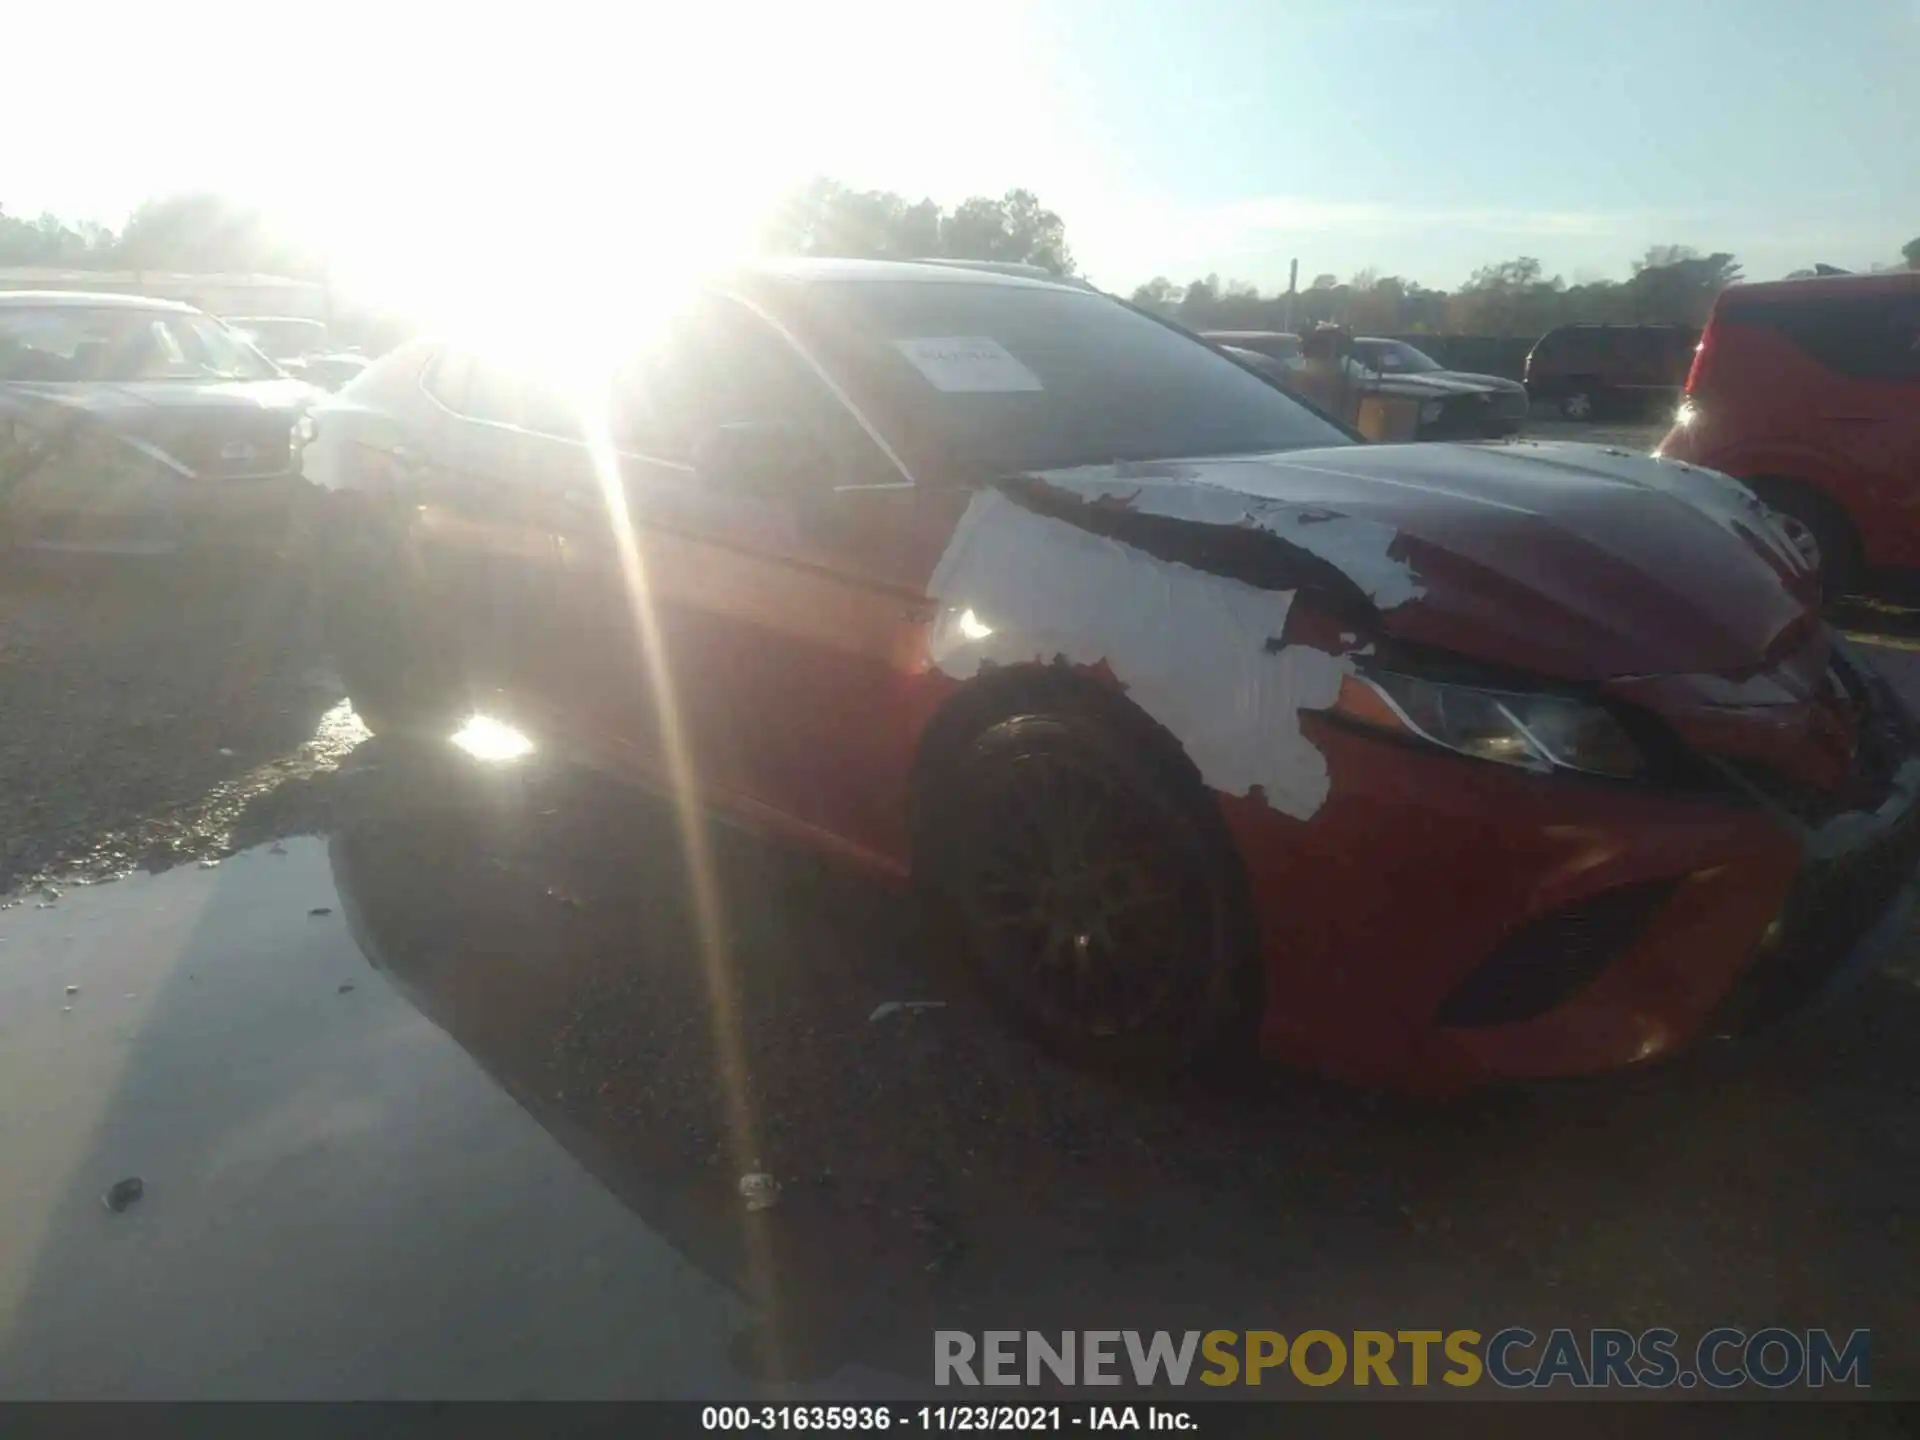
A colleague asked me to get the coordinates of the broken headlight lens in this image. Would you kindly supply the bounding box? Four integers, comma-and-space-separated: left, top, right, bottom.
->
1334, 670, 1646, 779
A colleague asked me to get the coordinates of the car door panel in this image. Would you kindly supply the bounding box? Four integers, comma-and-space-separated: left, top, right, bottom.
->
550, 296, 930, 864
408, 354, 578, 719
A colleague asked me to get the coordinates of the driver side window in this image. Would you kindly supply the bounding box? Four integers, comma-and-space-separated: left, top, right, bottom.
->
616, 295, 897, 490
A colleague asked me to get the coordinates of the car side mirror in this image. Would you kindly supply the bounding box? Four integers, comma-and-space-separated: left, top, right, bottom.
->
691, 421, 835, 498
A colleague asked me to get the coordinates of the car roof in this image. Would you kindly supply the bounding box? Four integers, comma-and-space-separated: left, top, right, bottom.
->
1203, 330, 1302, 343
227, 314, 324, 324
0, 290, 199, 313
1718, 269, 1920, 306
741, 256, 1080, 292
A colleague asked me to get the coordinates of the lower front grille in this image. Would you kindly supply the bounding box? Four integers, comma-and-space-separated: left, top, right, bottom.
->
1436, 880, 1677, 1028
1724, 808, 1920, 1033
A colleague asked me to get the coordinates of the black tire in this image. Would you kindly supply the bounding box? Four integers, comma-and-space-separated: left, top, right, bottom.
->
913, 689, 1262, 1076
1747, 478, 1860, 602
320, 504, 466, 737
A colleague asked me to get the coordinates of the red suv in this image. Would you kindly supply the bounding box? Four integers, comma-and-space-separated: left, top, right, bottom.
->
1658, 271, 1920, 597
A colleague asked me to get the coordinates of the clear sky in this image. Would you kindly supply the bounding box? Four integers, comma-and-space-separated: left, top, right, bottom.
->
3, 0, 1913, 305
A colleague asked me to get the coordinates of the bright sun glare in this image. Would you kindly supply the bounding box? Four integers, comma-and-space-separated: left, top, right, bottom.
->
449, 715, 536, 763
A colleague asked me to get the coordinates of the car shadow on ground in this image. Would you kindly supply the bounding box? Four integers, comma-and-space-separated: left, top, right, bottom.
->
315, 741, 1920, 1398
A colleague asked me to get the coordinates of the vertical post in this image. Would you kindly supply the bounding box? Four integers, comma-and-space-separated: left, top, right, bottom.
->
1283, 258, 1298, 333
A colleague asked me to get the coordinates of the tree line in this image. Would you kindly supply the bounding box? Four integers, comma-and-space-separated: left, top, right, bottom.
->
1135, 239, 1920, 339
4, 187, 1916, 340
0, 182, 1075, 286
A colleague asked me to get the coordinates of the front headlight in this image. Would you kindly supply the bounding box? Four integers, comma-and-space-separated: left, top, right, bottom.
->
1419, 400, 1444, 424
1331, 669, 1646, 778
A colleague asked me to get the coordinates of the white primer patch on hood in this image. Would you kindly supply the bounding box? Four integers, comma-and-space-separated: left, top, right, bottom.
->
1031, 464, 1427, 611
927, 488, 1354, 819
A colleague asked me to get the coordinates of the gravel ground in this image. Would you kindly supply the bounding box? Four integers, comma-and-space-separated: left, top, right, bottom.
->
1520, 415, 1671, 452
0, 554, 350, 897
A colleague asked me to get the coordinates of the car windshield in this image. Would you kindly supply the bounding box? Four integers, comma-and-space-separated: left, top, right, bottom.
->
0, 305, 281, 383
792, 280, 1352, 478
231, 318, 328, 360
1356, 339, 1443, 374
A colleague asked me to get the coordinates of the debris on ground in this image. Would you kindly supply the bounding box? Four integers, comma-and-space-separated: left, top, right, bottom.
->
308, 907, 332, 917
102, 1177, 145, 1213
738, 1172, 781, 1212
338, 983, 355, 994
911, 1206, 967, 1273
65, 984, 79, 995
869, 1000, 948, 1023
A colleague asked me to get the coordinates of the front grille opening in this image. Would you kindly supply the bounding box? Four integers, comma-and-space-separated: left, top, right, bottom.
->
1729, 824, 1920, 1033
1436, 880, 1678, 1029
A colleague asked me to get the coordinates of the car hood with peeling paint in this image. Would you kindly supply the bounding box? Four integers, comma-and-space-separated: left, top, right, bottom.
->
1030, 439, 1816, 682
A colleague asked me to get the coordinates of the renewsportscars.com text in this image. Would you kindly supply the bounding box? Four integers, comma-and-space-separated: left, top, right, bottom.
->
934, 1328, 1871, 1390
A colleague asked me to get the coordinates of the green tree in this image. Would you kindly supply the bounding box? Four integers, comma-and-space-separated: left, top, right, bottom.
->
1129, 276, 1181, 309
1903, 236, 1920, 270
763, 179, 941, 260
1449, 257, 1559, 336
115, 192, 318, 276
939, 188, 1074, 273
764, 180, 1075, 274
1179, 274, 1221, 311
0, 206, 114, 266
1623, 246, 1741, 325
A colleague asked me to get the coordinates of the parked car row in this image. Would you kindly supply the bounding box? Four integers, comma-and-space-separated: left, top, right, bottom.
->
6, 261, 1916, 1097
0, 292, 321, 555
1206, 321, 1704, 428
226, 316, 370, 392
1203, 329, 1531, 439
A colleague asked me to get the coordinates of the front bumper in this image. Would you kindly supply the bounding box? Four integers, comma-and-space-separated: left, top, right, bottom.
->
1415, 391, 1530, 440
1710, 756, 1920, 1035
1215, 655, 1920, 1094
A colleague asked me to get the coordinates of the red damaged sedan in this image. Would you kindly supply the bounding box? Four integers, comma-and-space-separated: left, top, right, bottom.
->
303, 260, 1920, 1093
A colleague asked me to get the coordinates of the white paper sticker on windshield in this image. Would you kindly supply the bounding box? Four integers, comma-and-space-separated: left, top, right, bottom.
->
892, 337, 1043, 393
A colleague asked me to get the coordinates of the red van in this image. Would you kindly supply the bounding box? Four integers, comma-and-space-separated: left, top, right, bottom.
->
1657, 271, 1920, 597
